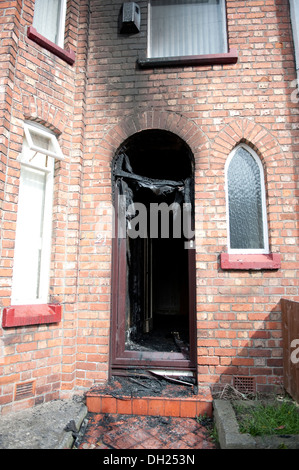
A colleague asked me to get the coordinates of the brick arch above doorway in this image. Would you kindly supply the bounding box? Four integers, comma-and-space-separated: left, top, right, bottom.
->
98, 110, 211, 166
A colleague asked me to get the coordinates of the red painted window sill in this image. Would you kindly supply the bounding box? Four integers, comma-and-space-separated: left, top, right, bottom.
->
220, 253, 281, 270
27, 26, 75, 65
137, 49, 238, 68
2, 304, 62, 328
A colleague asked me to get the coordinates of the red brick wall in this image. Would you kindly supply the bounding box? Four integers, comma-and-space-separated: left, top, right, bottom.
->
0, 0, 90, 413
77, 0, 298, 394
0, 0, 298, 413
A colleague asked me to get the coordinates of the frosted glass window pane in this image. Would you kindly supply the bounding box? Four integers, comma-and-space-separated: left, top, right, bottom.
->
149, 0, 227, 58
33, 0, 63, 45
30, 131, 49, 150
12, 167, 46, 302
227, 147, 264, 250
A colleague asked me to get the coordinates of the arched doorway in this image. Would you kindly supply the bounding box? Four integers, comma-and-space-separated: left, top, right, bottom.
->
111, 130, 196, 378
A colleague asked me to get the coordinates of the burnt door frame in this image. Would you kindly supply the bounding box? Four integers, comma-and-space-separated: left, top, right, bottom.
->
110, 183, 197, 376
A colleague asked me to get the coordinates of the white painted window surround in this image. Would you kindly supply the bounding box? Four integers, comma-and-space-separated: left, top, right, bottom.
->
11, 123, 64, 305
225, 144, 269, 254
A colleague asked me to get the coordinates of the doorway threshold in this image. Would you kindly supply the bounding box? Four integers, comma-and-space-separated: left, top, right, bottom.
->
85, 375, 213, 419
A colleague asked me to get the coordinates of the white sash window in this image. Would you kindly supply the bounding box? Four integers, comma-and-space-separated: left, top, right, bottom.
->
148, 0, 228, 59
11, 123, 64, 305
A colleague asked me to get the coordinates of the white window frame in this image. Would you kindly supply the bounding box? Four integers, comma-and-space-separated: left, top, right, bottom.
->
225, 144, 269, 255
11, 123, 63, 305
33, 0, 67, 48
23, 122, 64, 162
147, 0, 228, 59
57, 0, 67, 48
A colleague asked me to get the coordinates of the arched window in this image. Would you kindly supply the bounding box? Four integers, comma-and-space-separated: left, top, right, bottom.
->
225, 144, 269, 254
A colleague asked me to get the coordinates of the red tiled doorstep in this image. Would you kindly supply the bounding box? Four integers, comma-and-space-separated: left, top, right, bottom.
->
85, 393, 212, 418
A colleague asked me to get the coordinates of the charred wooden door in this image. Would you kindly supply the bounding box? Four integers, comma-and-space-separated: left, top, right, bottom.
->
110, 132, 196, 376
111, 188, 196, 375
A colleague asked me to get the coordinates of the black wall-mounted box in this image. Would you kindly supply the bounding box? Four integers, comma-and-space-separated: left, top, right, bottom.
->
119, 2, 141, 34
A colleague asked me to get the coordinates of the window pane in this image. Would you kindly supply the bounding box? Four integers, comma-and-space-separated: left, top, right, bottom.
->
30, 130, 49, 150
23, 124, 64, 164
33, 0, 63, 44
12, 167, 46, 302
227, 147, 265, 250
22, 132, 52, 170
149, 0, 227, 58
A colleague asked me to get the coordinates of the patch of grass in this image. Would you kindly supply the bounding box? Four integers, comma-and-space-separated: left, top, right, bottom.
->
233, 400, 299, 437
196, 414, 218, 444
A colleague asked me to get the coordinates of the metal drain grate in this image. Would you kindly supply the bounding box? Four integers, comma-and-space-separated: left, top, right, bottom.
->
233, 376, 255, 394
15, 381, 35, 401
